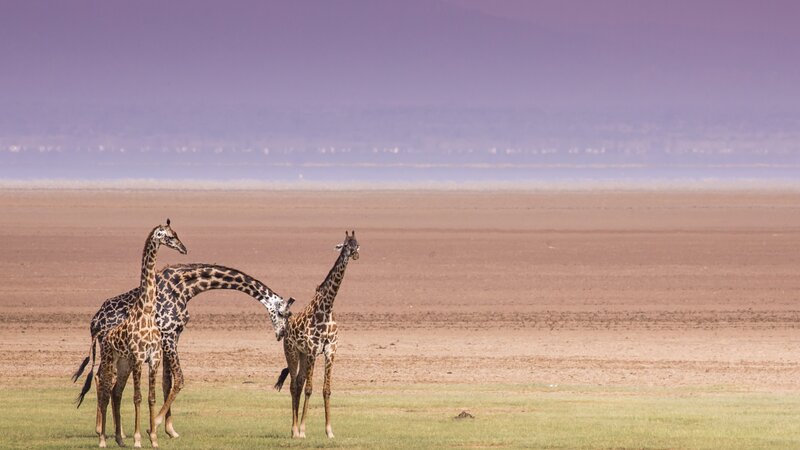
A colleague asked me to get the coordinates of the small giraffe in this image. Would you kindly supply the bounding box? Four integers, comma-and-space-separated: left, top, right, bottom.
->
74, 263, 294, 439
274, 230, 360, 439
95, 220, 187, 448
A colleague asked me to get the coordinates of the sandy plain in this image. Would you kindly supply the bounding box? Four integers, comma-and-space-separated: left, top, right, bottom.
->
0, 189, 799, 392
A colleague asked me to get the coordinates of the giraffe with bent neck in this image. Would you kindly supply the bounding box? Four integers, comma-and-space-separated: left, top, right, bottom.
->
274, 230, 360, 439
74, 263, 294, 440
95, 220, 187, 448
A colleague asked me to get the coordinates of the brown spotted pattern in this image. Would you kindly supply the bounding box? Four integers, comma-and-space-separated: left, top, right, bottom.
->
74, 264, 293, 440
275, 231, 359, 439
94, 221, 187, 448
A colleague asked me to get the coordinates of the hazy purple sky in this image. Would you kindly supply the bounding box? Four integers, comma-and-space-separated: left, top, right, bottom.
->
448, 0, 798, 34
1, 0, 798, 113
1, 1, 799, 183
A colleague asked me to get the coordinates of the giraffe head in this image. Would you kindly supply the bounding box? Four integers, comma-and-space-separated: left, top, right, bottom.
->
335, 230, 359, 261
260, 294, 296, 340
152, 218, 188, 255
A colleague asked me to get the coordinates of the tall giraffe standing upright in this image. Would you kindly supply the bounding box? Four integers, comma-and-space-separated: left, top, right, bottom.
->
274, 230, 360, 439
95, 220, 187, 448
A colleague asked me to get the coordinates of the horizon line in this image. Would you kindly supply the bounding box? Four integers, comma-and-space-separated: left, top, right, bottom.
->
2, 177, 800, 193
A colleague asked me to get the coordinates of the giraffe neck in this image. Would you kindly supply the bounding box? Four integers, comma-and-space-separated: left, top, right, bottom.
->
311, 249, 350, 315
135, 229, 160, 315
172, 264, 284, 309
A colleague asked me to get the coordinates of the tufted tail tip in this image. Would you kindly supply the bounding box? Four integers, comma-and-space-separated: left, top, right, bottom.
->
75, 369, 94, 408
72, 356, 91, 383
274, 368, 290, 391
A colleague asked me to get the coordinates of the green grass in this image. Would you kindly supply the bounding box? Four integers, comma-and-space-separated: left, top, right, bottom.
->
2, 382, 799, 449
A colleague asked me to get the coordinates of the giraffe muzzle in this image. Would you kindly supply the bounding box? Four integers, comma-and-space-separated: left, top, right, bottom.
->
173, 241, 188, 254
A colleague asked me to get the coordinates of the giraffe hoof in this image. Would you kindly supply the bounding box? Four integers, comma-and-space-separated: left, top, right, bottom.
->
114, 435, 126, 447
165, 418, 179, 437
149, 430, 158, 447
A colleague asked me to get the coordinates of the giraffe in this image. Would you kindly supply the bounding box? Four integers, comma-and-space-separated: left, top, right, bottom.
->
274, 230, 360, 439
73, 264, 295, 440
94, 220, 187, 448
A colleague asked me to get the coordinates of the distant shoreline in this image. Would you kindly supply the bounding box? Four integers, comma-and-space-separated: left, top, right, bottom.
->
1, 178, 800, 192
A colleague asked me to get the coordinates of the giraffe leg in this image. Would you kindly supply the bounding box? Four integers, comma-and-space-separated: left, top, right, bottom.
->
160, 347, 183, 438
96, 354, 116, 448
147, 359, 160, 448
287, 351, 302, 438
112, 358, 131, 447
298, 355, 316, 438
155, 345, 183, 436
161, 359, 171, 431
95, 364, 104, 437
323, 353, 335, 438
131, 364, 142, 449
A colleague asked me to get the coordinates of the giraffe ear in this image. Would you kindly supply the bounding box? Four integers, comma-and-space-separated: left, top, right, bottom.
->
335, 243, 344, 251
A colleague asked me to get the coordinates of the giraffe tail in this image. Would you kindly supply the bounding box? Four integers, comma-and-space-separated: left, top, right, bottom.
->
71, 357, 90, 383
72, 334, 97, 383
74, 336, 97, 408
274, 367, 290, 391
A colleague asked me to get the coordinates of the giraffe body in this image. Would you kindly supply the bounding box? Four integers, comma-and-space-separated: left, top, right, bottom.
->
94, 220, 187, 448
275, 231, 360, 439
75, 263, 294, 439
